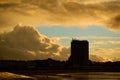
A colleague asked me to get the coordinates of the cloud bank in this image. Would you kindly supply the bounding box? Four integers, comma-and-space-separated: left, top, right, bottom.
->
90, 54, 109, 62
0, 0, 120, 33
0, 25, 70, 61
0, 25, 110, 62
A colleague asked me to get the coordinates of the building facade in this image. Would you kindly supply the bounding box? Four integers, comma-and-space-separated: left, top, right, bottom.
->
68, 40, 89, 66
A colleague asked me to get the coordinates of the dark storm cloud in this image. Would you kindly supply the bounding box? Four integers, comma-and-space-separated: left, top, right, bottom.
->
108, 15, 120, 30
0, 3, 17, 8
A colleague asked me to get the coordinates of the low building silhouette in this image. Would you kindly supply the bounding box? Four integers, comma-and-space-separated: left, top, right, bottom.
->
68, 40, 89, 66
1, 39, 120, 71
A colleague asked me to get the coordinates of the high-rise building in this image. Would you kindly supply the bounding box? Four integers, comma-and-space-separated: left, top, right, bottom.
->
68, 40, 89, 66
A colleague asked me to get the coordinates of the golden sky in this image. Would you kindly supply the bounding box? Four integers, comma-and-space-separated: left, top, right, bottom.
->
0, 0, 120, 62
0, 0, 120, 32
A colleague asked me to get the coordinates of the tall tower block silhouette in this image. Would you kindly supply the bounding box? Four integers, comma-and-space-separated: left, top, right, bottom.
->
68, 40, 89, 66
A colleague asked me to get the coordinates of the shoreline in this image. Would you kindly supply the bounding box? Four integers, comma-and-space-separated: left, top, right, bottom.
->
1, 69, 120, 76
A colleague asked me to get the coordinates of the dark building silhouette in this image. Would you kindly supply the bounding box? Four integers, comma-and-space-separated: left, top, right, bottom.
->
68, 40, 89, 66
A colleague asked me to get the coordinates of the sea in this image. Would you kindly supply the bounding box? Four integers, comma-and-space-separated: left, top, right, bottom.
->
32, 72, 120, 80
0, 72, 120, 80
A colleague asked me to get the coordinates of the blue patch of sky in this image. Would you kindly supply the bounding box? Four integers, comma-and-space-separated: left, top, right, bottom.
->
36, 25, 120, 47
37, 25, 120, 37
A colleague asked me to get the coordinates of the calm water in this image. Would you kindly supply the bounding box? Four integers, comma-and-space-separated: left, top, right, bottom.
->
33, 72, 120, 80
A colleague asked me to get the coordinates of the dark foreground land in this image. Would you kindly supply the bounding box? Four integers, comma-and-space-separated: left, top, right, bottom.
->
0, 60, 120, 73
1, 70, 81, 76
0, 60, 120, 80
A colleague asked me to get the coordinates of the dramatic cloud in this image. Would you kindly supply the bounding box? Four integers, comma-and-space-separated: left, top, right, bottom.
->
0, 25, 110, 62
0, 0, 120, 33
0, 25, 70, 61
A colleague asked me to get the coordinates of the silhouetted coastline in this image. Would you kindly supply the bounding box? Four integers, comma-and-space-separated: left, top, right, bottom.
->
0, 40, 120, 72
0, 59, 120, 72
